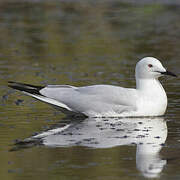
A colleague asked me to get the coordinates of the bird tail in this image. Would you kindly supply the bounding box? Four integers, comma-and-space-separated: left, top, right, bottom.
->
8, 81, 85, 117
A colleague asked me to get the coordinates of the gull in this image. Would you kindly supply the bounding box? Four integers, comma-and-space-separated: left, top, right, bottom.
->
8, 57, 177, 117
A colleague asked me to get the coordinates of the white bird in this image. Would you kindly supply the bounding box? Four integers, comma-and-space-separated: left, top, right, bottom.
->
8, 57, 177, 117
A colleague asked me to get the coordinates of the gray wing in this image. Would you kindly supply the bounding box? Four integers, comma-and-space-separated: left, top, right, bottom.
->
40, 85, 138, 116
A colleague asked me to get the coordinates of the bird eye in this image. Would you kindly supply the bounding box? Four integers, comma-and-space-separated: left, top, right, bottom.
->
148, 64, 153, 68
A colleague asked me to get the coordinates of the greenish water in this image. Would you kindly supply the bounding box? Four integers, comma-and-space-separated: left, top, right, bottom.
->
0, 0, 180, 179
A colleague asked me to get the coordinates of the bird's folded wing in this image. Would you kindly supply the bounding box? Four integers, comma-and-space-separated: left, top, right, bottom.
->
40, 85, 137, 115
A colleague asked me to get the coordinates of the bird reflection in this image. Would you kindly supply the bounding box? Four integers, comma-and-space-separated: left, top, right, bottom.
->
22, 117, 167, 178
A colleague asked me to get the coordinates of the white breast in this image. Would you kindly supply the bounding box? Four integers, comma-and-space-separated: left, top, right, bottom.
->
136, 86, 167, 116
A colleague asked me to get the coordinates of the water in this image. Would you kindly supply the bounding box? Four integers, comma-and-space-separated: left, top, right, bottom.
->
0, 0, 180, 179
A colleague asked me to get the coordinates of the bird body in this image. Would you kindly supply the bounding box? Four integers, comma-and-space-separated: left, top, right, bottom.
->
8, 57, 176, 117
39, 84, 137, 117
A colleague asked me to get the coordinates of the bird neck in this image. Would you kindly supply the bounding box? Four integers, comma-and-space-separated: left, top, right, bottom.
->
136, 78, 164, 93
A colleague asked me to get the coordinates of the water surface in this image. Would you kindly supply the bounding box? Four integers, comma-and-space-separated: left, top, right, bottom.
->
0, 0, 180, 179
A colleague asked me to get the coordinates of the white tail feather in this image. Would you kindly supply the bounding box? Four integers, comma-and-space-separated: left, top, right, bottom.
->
23, 91, 73, 112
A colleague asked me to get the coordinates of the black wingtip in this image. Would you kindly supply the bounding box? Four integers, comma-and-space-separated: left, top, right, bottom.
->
8, 81, 44, 95
8, 81, 16, 84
